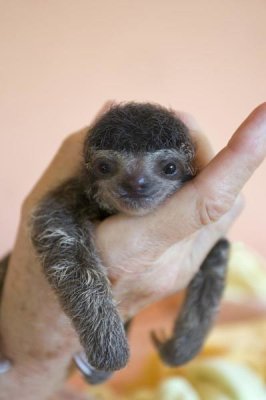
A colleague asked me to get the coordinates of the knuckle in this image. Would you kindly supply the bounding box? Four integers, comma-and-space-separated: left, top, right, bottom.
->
197, 194, 234, 226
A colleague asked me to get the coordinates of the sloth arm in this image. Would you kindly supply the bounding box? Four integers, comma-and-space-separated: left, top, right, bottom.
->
30, 178, 129, 372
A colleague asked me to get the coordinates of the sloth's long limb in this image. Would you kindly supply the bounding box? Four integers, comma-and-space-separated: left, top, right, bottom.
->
31, 179, 129, 372
152, 238, 229, 366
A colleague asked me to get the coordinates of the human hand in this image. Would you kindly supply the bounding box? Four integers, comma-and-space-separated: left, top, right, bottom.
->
0, 102, 265, 400
97, 103, 266, 319
22, 103, 266, 319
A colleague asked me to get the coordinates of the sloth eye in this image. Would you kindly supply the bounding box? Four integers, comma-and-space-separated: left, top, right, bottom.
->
98, 162, 111, 174
162, 162, 177, 175
94, 160, 114, 176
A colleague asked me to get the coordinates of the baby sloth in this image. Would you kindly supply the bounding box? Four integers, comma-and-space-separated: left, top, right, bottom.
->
31, 102, 229, 383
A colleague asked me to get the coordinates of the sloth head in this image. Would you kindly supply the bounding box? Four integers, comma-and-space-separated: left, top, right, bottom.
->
84, 103, 196, 215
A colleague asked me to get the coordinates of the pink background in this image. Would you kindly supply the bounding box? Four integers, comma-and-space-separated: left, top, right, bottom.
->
0, 1, 266, 257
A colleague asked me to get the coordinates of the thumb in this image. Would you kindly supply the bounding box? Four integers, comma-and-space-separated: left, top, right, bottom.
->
149, 103, 266, 242
194, 103, 266, 225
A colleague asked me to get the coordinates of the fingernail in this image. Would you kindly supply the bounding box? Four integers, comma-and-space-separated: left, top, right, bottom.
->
0, 359, 12, 374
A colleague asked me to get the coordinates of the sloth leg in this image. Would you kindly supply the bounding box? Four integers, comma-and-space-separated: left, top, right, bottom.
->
74, 320, 132, 385
31, 181, 129, 372
151, 238, 229, 366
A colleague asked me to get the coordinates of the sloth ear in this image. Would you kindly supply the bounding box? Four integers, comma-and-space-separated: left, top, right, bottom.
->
179, 142, 196, 162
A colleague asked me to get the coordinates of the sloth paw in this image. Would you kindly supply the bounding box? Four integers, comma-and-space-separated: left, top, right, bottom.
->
151, 334, 201, 367
81, 307, 130, 371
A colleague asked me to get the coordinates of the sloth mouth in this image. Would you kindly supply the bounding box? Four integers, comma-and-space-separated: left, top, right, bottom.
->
116, 193, 159, 214
118, 189, 158, 200
107, 189, 165, 214
110, 189, 169, 215
118, 193, 158, 207
119, 194, 153, 200
117, 199, 153, 215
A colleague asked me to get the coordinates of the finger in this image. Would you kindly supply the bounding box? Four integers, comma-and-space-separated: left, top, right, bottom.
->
193, 195, 245, 267
90, 100, 117, 126
192, 103, 266, 226
61, 100, 117, 165
210, 194, 245, 234
70, 99, 117, 143
0, 359, 11, 374
146, 104, 266, 244
59, 100, 117, 167
193, 131, 215, 171
23, 101, 117, 209
174, 110, 215, 170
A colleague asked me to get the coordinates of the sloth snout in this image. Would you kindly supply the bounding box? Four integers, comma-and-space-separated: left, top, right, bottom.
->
120, 175, 152, 197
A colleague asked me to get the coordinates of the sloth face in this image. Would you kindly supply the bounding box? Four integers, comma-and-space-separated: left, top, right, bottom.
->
86, 149, 195, 215
84, 103, 196, 215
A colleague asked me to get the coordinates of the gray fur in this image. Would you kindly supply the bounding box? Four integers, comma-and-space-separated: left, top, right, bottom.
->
30, 180, 129, 371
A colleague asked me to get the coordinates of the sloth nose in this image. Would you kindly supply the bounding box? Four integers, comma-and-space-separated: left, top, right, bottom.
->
122, 175, 151, 195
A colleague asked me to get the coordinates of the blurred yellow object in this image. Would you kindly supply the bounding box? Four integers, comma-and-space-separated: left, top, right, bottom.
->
187, 359, 266, 400
89, 376, 200, 400
156, 377, 200, 400
88, 349, 266, 399
225, 242, 266, 302
203, 321, 266, 380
